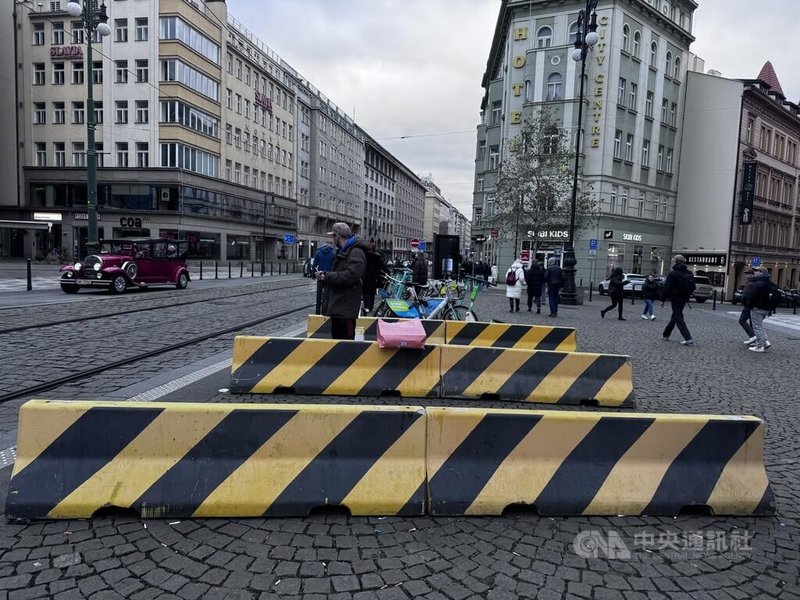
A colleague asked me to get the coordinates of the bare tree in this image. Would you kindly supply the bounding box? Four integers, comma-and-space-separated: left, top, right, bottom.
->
489, 108, 597, 256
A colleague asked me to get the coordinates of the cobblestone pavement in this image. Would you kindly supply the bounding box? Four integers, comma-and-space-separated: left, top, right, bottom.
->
0, 287, 798, 599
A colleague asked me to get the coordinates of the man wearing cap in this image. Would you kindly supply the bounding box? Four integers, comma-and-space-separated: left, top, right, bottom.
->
316, 222, 369, 339
742, 265, 773, 352
661, 254, 696, 345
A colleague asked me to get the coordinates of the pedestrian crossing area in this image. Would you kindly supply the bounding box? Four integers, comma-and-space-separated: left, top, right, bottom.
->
726, 311, 800, 333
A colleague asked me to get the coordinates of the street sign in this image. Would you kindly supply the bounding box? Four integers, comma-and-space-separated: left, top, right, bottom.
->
418, 241, 427, 252
752, 256, 761, 267
410, 238, 420, 249
603, 230, 614, 239
283, 234, 296, 244
520, 250, 530, 262
589, 238, 598, 250
491, 228, 499, 239
588, 249, 597, 259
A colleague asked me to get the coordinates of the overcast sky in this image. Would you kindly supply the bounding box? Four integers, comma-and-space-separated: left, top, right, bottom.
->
228, 0, 800, 219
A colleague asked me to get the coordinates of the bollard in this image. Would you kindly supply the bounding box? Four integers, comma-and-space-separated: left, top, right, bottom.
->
279, 262, 282, 275
240, 262, 244, 278
228, 261, 232, 279
214, 261, 218, 280
200, 262, 203, 281
579, 278, 583, 288
252, 262, 255, 277
589, 282, 593, 302
26, 258, 32, 291
270, 262, 274, 276
794, 298, 797, 315
721, 290, 725, 304
712, 289, 717, 310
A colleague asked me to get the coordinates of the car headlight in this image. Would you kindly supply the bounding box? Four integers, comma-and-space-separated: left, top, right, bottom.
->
93, 262, 101, 271
74, 262, 82, 270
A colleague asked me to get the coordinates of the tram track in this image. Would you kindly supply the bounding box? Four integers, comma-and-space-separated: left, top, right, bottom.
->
0, 301, 315, 404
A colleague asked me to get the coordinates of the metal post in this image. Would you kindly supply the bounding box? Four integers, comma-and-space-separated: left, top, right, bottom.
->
228, 261, 231, 279
589, 281, 593, 302
251, 262, 254, 277
85, 12, 97, 255
26, 258, 32, 291
199, 261, 203, 280
270, 262, 273, 276
240, 262, 243, 278
712, 289, 717, 310
214, 261, 218, 279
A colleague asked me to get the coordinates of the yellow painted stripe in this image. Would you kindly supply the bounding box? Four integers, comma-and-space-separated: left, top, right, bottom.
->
428, 322, 447, 346
512, 326, 551, 350
49, 407, 230, 518
592, 362, 633, 407
555, 331, 578, 352
707, 423, 770, 514
231, 336, 268, 373
192, 410, 358, 517
13, 400, 92, 476
426, 408, 486, 479
307, 315, 327, 337
583, 419, 705, 515
527, 353, 597, 402
459, 349, 532, 397
466, 413, 600, 515
396, 346, 442, 396
324, 343, 398, 395
438, 345, 471, 377
468, 324, 508, 347
342, 415, 427, 514
251, 339, 336, 394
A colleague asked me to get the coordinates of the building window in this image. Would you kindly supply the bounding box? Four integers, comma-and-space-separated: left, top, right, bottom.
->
633, 31, 641, 58
546, 73, 563, 101
35, 142, 47, 166
537, 26, 552, 48
234, 128, 241, 149
136, 142, 148, 167
115, 60, 128, 83
52, 21, 65, 45
115, 100, 128, 124
34, 103, 46, 124
135, 17, 148, 41
673, 56, 681, 80
71, 61, 84, 84
670, 102, 677, 126
661, 98, 668, 121
92, 61, 102, 84
625, 134, 634, 161
33, 63, 45, 86
226, 89, 232, 109
622, 24, 630, 53
235, 94, 241, 114
745, 117, 755, 144
665, 51, 672, 75
71, 21, 85, 44
760, 126, 772, 152
666, 148, 673, 173
488, 145, 499, 170
95, 143, 104, 167
617, 78, 626, 105
52, 62, 65, 85
637, 193, 645, 217
613, 130, 622, 159
225, 124, 232, 144
225, 160, 232, 180
53, 102, 65, 124
134, 59, 149, 83
115, 19, 128, 42
54, 142, 65, 167
568, 21, 579, 45
650, 41, 658, 67
135, 100, 148, 124
629, 83, 637, 110
657, 145, 664, 170
610, 185, 618, 213
72, 142, 85, 167
490, 101, 501, 126
72, 101, 84, 124
641, 139, 650, 167
477, 140, 486, 160
94, 101, 103, 124
32, 23, 45, 46
621, 188, 628, 214
116, 142, 129, 167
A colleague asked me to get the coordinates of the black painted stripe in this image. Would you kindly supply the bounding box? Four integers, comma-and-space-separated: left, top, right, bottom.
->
7, 407, 163, 519
428, 413, 542, 515
448, 322, 490, 346
538, 328, 573, 351
398, 482, 426, 516
309, 319, 332, 338
754, 485, 776, 515
134, 409, 298, 518
492, 325, 529, 348
644, 420, 760, 515
230, 338, 304, 391
265, 411, 423, 516
496, 351, 568, 401
362, 345, 439, 397
559, 355, 629, 405
534, 417, 654, 515
441, 347, 505, 397
363, 321, 380, 341
291, 341, 371, 394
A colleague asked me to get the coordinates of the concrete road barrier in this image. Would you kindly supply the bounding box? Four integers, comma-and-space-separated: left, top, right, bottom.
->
426, 407, 774, 516
307, 315, 446, 345
7, 400, 427, 519
445, 321, 577, 352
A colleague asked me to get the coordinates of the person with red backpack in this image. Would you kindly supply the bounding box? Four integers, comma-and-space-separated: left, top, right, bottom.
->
505, 260, 526, 312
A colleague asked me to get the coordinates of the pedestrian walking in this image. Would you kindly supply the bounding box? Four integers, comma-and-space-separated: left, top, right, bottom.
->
738, 271, 759, 345
411, 252, 428, 297
505, 260, 525, 312
544, 257, 563, 317
600, 267, 629, 320
362, 242, 386, 314
316, 223, 369, 340
524, 259, 545, 313
312, 242, 335, 315
641, 274, 659, 320
742, 265, 774, 352
661, 254, 696, 345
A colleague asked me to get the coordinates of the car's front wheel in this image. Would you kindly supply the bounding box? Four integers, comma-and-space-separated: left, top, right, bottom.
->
695, 297, 707, 303
60, 274, 79, 294
110, 275, 127, 294
176, 272, 189, 289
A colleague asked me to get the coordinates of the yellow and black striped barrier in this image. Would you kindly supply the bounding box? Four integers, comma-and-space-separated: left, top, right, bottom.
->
439, 345, 633, 407
444, 321, 576, 352
307, 315, 446, 345
7, 400, 427, 520
230, 336, 441, 397
426, 407, 774, 516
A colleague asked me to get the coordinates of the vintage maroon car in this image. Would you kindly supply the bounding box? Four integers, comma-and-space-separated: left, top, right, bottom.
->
59, 238, 191, 294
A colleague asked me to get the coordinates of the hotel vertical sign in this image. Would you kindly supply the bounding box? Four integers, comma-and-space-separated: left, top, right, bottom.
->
740, 161, 756, 225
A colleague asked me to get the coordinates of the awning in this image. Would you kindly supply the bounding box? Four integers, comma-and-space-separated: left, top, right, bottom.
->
0, 220, 52, 231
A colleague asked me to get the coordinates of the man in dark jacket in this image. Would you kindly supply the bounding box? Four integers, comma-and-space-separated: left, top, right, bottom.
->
362, 241, 386, 314
312, 243, 336, 315
742, 265, 773, 352
524, 259, 545, 313
544, 258, 563, 317
412, 252, 428, 296
600, 267, 629, 320
661, 254, 695, 345
316, 223, 368, 339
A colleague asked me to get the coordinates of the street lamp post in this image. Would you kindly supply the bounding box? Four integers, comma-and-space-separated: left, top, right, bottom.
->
66, 1, 111, 256
560, 0, 598, 305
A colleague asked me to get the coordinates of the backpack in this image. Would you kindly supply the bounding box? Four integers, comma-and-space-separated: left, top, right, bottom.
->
673, 271, 695, 299
766, 282, 782, 312
506, 269, 517, 286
